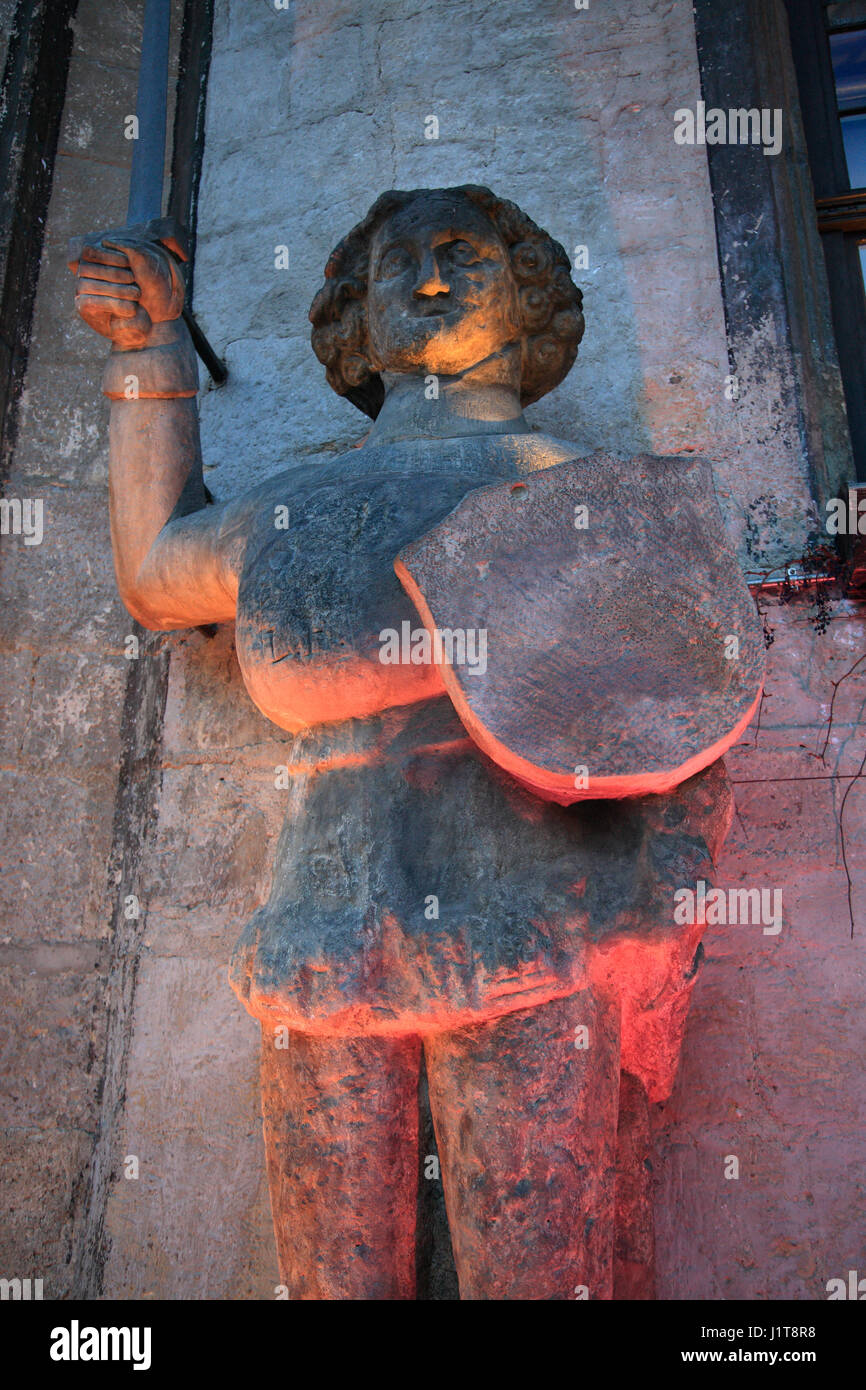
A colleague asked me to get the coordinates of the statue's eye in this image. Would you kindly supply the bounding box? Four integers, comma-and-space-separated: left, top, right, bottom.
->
376, 247, 413, 280
446, 241, 481, 266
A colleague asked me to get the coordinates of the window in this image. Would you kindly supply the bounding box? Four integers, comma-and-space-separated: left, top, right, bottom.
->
831, 25, 866, 196
786, 0, 866, 478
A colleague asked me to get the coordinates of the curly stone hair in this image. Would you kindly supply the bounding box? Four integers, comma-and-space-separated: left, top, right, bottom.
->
308, 184, 585, 419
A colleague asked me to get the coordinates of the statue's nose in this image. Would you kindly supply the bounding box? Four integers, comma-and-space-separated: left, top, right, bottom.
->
414, 251, 449, 298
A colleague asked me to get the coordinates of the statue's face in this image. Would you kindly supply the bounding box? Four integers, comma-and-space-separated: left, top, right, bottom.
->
366, 194, 521, 377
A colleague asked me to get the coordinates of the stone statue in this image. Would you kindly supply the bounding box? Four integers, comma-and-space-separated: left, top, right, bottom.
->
70, 185, 762, 1300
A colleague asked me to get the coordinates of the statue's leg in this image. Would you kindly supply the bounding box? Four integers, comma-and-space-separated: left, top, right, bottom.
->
425, 990, 621, 1300
260, 1027, 422, 1299
613, 1071, 655, 1299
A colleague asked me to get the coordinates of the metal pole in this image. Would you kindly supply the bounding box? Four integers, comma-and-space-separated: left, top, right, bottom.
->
127, 0, 171, 225
184, 305, 228, 385
128, 0, 226, 384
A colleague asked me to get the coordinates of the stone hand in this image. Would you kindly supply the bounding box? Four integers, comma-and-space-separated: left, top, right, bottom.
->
69, 226, 186, 350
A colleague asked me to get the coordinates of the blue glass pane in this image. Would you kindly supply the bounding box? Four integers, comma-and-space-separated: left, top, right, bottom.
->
841, 113, 866, 186
860, 244, 866, 295
830, 29, 866, 111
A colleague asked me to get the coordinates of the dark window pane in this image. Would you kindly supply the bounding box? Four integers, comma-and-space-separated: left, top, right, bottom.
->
841, 112, 866, 185
830, 28, 866, 111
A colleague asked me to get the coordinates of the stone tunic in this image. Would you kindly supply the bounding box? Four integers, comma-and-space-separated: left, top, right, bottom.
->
227, 433, 732, 1090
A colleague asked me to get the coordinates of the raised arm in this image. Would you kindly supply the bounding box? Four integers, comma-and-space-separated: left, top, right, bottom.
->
69, 223, 243, 630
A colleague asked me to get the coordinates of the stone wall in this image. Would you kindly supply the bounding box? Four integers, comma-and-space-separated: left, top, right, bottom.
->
0, 0, 18, 82
656, 591, 866, 1299
0, 0, 185, 1299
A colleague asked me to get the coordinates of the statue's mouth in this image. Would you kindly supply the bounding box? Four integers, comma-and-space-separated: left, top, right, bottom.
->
411, 298, 457, 318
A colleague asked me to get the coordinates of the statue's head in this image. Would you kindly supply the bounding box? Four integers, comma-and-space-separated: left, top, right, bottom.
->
309, 185, 585, 418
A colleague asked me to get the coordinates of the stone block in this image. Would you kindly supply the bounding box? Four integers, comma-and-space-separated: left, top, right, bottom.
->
0, 1127, 92, 1297
57, 57, 138, 169
213, 0, 299, 52
0, 944, 106, 1131
161, 627, 284, 757
0, 652, 36, 760
42, 154, 132, 262
0, 485, 124, 650
19, 650, 128, 769
14, 357, 110, 485
142, 762, 278, 921
0, 770, 116, 944
101, 953, 271, 1299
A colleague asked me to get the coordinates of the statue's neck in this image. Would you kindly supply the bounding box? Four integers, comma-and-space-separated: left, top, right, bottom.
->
365, 351, 529, 445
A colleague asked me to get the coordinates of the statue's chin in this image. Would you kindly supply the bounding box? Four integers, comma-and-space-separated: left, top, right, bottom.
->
380, 347, 513, 382
373, 311, 514, 381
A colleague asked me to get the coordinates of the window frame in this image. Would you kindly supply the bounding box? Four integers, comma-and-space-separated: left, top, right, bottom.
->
786, 0, 866, 478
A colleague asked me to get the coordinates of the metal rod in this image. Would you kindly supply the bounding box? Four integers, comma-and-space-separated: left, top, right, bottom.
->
128, 0, 227, 385
127, 0, 171, 225
183, 304, 228, 385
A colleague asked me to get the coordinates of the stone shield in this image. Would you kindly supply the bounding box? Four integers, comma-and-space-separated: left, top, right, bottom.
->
395, 452, 764, 803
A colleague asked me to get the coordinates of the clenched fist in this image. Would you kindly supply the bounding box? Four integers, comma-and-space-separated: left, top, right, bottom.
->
68, 218, 187, 350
